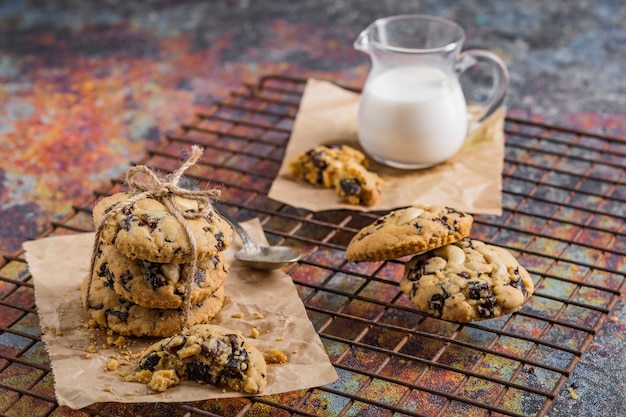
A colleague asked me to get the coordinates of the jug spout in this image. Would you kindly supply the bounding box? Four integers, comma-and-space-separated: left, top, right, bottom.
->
353, 26, 370, 53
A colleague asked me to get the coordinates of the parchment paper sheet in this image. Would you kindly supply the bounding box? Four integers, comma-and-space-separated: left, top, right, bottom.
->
23, 219, 337, 409
268, 78, 506, 215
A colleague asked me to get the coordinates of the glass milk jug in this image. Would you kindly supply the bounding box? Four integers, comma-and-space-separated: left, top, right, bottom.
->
355, 15, 509, 169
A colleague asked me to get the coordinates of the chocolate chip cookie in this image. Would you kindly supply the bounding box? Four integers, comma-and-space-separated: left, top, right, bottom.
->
82, 273, 225, 338
137, 324, 267, 394
346, 205, 473, 262
399, 238, 534, 322
96, 242, 228, 309
288, 144, 383, 206
93, 192, 233, 264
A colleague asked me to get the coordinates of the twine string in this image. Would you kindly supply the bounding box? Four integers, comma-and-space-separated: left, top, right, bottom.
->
85, 145, 220, 327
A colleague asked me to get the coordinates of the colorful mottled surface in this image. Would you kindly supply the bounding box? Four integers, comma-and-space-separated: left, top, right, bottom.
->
1, 1, 625, 416
2, 0, 626, 255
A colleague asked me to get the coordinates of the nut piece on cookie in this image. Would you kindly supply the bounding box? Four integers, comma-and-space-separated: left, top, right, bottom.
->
288, 144, 383, 206
346, 205, 473, 262
399, 238, 534, 322
137, 324, 267, 394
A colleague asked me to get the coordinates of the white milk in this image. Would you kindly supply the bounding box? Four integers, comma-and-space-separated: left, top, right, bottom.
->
357, 65, 468, 169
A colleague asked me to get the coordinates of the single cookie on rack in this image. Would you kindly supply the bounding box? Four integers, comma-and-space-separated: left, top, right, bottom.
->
399, 238, 534, 322
288, 144, 383, 206
96, 243, 229, 309
93, 192, 233, 264
137, 324, 267, 394
81, 273, 225, 338
346, 205, 473, 262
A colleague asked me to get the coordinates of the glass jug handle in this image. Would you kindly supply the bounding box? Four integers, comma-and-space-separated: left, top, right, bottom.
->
457, 50, 509, 131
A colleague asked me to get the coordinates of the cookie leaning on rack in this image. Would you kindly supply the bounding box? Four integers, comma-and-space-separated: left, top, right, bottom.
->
346, 205, 473, 262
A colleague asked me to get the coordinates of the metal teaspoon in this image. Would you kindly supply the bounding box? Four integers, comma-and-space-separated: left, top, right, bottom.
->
215, 206, 301, 270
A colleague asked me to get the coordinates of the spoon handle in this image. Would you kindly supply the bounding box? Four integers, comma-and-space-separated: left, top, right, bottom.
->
213, 204, 258, 250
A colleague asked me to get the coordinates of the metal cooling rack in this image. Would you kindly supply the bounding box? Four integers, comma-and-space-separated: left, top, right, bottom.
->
1, 75, 625, 417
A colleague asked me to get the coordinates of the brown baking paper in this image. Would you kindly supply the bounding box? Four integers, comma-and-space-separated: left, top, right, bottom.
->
23, 218, 337, 410
268, 78, 506, 215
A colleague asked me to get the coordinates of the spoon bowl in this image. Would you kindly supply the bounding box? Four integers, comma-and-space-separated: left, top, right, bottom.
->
216, 206, 301, 270
235, 245, 302, 271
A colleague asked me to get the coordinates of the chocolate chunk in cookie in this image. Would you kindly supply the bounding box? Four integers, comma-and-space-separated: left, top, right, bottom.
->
332, 160, 382, 206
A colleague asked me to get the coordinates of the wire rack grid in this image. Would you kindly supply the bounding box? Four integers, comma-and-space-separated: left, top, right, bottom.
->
1, 75, 625, 417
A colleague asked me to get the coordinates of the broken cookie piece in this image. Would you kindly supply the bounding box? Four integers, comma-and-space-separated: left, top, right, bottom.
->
330, 160, 382, 206
137, 324, 267, 394
288, 144, 383, 206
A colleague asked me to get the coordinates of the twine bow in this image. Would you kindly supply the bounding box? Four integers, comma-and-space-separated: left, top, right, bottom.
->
85, 145, 221, 329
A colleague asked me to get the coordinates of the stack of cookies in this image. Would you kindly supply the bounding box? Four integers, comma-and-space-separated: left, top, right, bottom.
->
346, 205, 534, 322
81, 192, 233, 337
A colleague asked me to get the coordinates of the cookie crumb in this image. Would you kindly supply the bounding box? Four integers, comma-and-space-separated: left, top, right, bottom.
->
122, 369, 153, 384
148, 369, 180, 392
264, 348, 288, 364
250, 328, 260, 338
567, 386, 579, 400
105, 359, 119, 371
85, 353, 92, 359
88, 343, 97, 353
231, 312, 245, 319
276, 336, 285, 341
107, 335, 127, 348
253, 313, 264, 319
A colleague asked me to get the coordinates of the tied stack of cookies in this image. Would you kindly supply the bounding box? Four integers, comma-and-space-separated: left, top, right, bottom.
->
81, 148, 234, 338
346, 205, 534, 322
76, 146, 271, 395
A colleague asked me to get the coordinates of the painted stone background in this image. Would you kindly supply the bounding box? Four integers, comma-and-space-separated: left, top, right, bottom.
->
1, 0, 625, 255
